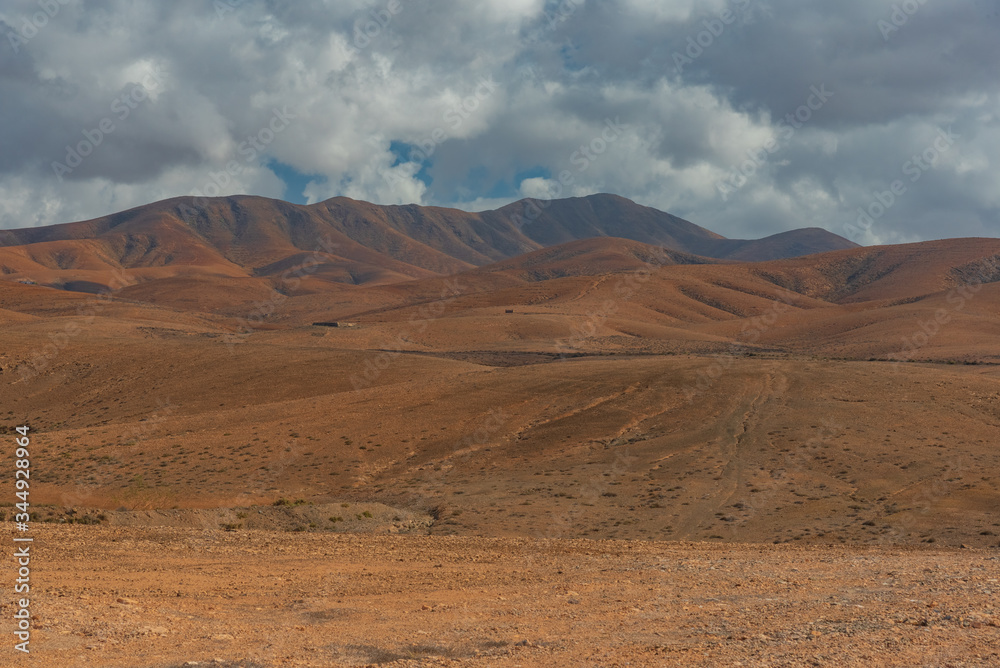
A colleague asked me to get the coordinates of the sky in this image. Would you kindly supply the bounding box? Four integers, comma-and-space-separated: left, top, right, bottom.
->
1, 0, 999, 245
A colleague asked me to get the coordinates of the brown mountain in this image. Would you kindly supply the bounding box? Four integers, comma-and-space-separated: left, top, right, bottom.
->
468, 236, 720, 281
0, 193, 857, 296
486, 194, 859, 261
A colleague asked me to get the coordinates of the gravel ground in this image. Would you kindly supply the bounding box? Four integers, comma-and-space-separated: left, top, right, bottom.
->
2, 525, 998, 667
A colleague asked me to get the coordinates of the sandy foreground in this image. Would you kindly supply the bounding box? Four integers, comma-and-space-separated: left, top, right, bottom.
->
1, 526, 998, 667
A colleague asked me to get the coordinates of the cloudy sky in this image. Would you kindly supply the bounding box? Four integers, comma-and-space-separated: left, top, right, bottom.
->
1, 0, 999, 244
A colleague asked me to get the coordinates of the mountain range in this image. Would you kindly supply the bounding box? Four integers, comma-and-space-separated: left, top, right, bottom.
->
0, 193, 857, 294
5, 191, 1000, 555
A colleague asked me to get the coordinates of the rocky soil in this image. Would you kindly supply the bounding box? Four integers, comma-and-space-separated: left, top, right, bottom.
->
1, 525, 998, 667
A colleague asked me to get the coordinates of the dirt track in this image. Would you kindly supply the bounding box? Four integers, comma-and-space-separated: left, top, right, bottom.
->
2, 525, 998, 667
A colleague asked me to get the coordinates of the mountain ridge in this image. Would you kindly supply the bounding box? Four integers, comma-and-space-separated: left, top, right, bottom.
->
0, 193, 858, 292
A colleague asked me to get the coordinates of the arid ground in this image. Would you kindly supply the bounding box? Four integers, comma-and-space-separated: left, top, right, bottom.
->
2, 526, 999, 667
2, 194, 1000, 665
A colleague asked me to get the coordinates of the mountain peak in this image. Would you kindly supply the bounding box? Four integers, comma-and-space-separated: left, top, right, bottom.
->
0, 193, 859, 295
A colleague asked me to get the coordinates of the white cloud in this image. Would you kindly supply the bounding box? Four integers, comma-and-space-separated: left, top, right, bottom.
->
620, 0, 725, 23
0, 0, 997, 243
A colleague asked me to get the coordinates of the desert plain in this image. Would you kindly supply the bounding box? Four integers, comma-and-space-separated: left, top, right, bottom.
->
1, 193, 999, 666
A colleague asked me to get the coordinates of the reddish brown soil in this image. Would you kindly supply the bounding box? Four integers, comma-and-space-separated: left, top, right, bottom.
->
3, 199, 1000, 666
2, 526, 998, 667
